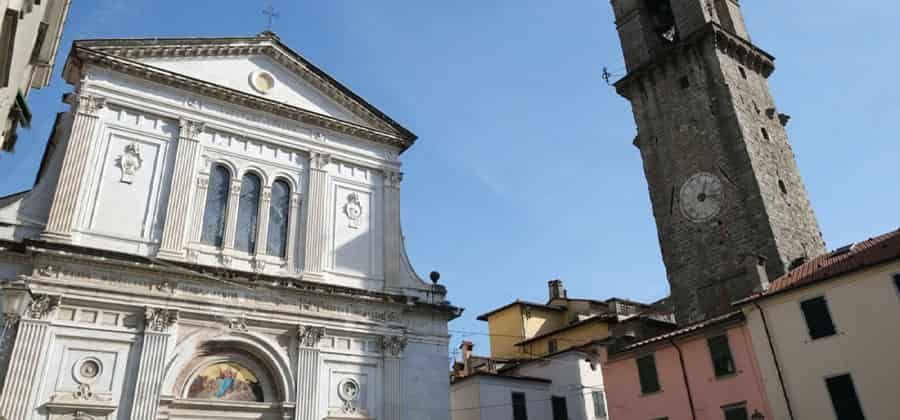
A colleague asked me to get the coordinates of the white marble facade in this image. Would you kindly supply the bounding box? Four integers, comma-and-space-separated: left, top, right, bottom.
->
0, 33, 459, 420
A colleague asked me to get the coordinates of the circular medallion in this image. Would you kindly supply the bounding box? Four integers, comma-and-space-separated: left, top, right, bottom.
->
74, 357, 103, 384
337, 378, 360, 402
249, 70, 276, 94
679, 172, 724, 222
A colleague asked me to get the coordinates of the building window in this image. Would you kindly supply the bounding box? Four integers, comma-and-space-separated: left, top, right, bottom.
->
30, 21, 48, 64
723, 403, 749, 420
235, 173, 262, 253
0, 9, 18, 87
800, 296, 837, 339
551, 396, 568, 420
200, 165, 230, 247
826, 374, 866, 420
636, 354, 661, 394
592, 390, 607, 419
548, 339, 558, 354
511, 392, 527, 420
266, 179, 291, 257
707, 334, 736, 377
893, 274, 900, 297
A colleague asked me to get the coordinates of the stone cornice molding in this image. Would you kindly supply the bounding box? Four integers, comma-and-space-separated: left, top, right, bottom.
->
298, 324, 326, 348
68, 43, 415, 152
144, 307, 179, 333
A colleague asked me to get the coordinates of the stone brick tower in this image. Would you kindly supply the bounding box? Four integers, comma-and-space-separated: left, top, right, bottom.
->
609, 0, 826, 324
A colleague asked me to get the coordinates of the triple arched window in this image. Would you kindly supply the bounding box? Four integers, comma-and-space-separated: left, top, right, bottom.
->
200, 164, 292, 258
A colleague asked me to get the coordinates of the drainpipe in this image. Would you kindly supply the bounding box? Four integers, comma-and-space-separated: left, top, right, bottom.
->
753, 301, 795, 420
670, 339, 697, 420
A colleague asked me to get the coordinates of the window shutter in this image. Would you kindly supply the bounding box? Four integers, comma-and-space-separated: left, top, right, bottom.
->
800, 297, 837, 339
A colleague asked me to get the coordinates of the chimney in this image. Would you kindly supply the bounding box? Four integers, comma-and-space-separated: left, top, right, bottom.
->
459, 341, 475, 375
548, 279, 567, 301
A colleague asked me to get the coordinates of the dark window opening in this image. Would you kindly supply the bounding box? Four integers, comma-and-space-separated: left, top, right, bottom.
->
723, 404, 749, 420
800, 296, 837, 339
679, 76, 690, 89
548, 339, 558, 354
200, 165, 231, 247
592, 391, 607, 418
30, 21, 48, 64
760, 127, 770, 140
893, 274, 900, 296
778, 180, 788, 195
551, 396, 568, 420
0, 9, 19, 87
512, 392, 528, 420
708, 335, 737, 377
826, 374, 866, 420
637, 354, 661, 394
738, 66, 748, 79
647, 0, 678, 43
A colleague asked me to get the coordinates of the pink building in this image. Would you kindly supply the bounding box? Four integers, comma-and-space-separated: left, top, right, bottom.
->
597, 312, 773, 420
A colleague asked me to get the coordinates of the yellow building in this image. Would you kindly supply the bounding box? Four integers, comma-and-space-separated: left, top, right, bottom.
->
476, 280, 674, 359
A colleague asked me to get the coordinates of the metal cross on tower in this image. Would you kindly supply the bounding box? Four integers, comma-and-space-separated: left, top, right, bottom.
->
262, 3, 279, 31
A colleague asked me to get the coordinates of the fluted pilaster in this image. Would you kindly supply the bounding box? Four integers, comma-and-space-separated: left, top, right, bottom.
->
256, 185, 272, 257
158, 119, 205, 258
222, 180, 242, 250
285, 193, 302, 270
189, 174, 210, 245
295, 325, 324, 420
44, 95, 106, 240
382, 171, 403, 289
303, 152, 331, 279
0, 294, 60, 420
131, 307, 178, 420
382, 335, 407, 420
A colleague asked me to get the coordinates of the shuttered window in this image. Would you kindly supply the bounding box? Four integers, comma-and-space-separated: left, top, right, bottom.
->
636, 354, 661, 394
707, 335, 736, 377
800, 296, 836, 339
511, 392, 527, 420
826, 374, 866, 420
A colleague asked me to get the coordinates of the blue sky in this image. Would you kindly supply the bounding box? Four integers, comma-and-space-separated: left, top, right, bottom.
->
1, 1, 897, 359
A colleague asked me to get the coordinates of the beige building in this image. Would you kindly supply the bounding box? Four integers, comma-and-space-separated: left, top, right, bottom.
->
737, 228, 900, 420
0, 0, 71, 152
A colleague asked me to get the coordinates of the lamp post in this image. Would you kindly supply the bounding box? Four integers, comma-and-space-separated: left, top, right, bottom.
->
751, 409, 765, 420
0, 277, 33, 351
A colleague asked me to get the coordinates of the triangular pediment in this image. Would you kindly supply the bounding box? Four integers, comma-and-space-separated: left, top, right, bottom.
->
67, 33, 416, 150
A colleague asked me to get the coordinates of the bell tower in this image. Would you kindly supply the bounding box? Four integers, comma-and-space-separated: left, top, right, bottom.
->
610, 0, 826, 324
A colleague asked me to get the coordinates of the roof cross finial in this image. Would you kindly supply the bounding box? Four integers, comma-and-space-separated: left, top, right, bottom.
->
262, 3, 279, 32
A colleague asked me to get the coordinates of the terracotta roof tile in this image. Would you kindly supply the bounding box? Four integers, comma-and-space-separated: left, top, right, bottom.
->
737, 228, 900, 304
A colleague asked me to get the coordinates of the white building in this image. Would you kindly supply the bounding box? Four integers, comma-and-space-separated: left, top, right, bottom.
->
0, 0, 71, 152
0, 32, 460, 420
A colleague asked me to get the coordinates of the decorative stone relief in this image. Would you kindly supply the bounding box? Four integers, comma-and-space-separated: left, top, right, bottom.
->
24, 294, 61, 321
249, 70, 276, 94
220, 255, 233, 267
310, 152, 331, 170
144, 307, 178, 333
228, 315, 249, 332
38, 264, 58, 277
312, 131, 326, 143
115, 143, 143, 184
179, 118, 206, 140
381, 335, 408, 357
383, 170, 403, 188
154, 280, 175, 294
298, 324, 326, 348
185, 97, 202, 109
74, 357, 103, 384
186, 249, 200, 262
252, 259, 267, 273
337, 377, 361, 414
76, 95, 106, 117
343, 193, 363, 229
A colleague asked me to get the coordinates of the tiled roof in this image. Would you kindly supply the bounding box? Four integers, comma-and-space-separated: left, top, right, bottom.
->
475, 300, 565, 321
736, 228, 900, 304
514, 314, 617, 346
613, 311, 744, 354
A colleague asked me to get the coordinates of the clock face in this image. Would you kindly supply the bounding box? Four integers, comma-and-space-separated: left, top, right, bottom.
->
680, 172, 724, 222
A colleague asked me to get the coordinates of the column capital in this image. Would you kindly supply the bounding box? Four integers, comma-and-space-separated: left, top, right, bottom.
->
144, 307, 179, 333
381, 334, 408, 357
298, 324, 325, 349
382, 170, 403, 188
309, 152, 332, 170
23, 294, 61, 322
178, 118, 206, 141
290, 193, 302, 208
68, 94, 106, 117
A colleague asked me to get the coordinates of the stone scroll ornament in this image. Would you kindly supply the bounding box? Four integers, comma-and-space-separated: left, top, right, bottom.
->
144, 307, 179, 332
116, 143, 143, 184
343, 193, 363, 229
25, 294, 61, 321
381, 335, 408, 357
298, 325, 326, 348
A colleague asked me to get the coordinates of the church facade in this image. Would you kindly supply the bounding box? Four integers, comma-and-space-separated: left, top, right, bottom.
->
0, 33, 459, 420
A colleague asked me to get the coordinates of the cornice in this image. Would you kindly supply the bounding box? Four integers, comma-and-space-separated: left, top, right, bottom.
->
68, 45, 415, 152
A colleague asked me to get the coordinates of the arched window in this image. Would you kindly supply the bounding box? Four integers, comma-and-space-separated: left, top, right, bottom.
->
266, 179, 291, 258
200, 165, 230, 247
235, 173, 262, 253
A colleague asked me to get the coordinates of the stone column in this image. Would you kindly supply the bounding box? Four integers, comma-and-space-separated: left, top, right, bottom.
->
255, 185, 272, 258
158, 119, 205, 259
382, 335, 407, 420
285, 192, 302, 271
295, 325, 325, 420
43, 95, 106, 241
0, 294, 60, 420
382, 171, 403, 290
131, 307, 178, 420
188, 174, 210, 247
303, 152, 331, 281
222, 179, 242, 252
